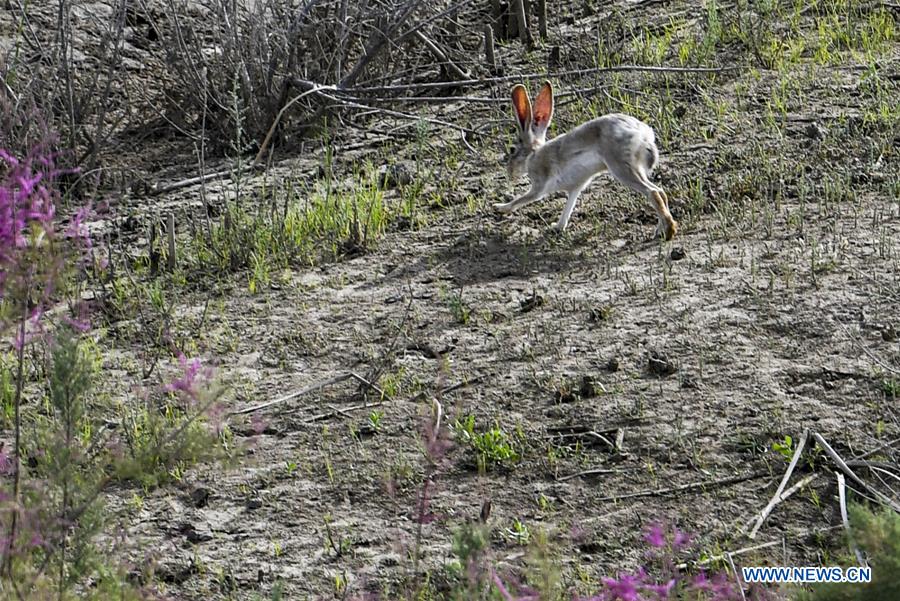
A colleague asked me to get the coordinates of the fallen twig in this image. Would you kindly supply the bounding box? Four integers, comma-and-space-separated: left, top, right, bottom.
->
254, 83, 337, 165
852, 435, 900, 461
813, 433, 900, 513
230, 373, 353, 416
745, 473, 820, 538
837, 473, 868, 568
725, 552, 747, 601
675, 540, 782, 571
595, 470, 769, 503
556, 467, 631, 482
303, 401, 385, 424
150, 164, 264, 196
410, 375, 484, 402
837, 321, 900, 375
413, 30, 469, 80
747, 429, 809, 538
342, 64, 739, 95
348, 371, 393, 403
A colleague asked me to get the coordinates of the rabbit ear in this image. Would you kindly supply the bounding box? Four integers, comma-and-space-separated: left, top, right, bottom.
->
511, 84, 532, 133
531, 81, 554, 138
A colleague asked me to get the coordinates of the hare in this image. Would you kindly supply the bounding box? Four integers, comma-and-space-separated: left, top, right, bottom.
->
494, 81, 678, 240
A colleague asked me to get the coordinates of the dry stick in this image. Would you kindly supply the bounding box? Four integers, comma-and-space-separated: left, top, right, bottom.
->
725, 552, 747, 601
675, 540, 781, 571
557, 468, 629, 482
346, 371, 393, 403
166, 212, 176, 271
847, 459, 900, 471
483, 24, 497, 73
852, 435, 900, 461
253, 84, 335, 165
319, 93, 508, 105
837, 473, 868, 568
413, 30, 469, 80
537, 0, 547, 40
851, 460, 900, 499
410, 375, 484, 403
585, 431, 615, 448
837, 321, 900, 375
231, 371, 392, 418
813, 432, 900, 513
491, 0, 503, 39
346, 64, 736, 94
149, 164, 264, 196
868, 464, 900, 493
747, 429, 810, 538
513, 0, 530, 46
312, 88, 479, 152
595, 471, 769, 503
229, 373, 353, 416
314, 87, 480, 135
303, 401, 385, 424
745, 473, 820, 537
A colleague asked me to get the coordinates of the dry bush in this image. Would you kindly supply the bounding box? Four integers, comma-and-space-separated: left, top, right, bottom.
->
1, 0, 491, 177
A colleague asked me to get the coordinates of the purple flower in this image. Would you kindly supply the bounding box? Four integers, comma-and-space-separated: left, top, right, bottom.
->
164, 353, 205, 398
644, 523, 666, 548
672, 529, 691, 551
643, 578, 676, 599
491, 569, 540, 601
691, 571, 739, 599
492, 570, 515, 601
602, 572, 643, 601
0, 148, 58, 274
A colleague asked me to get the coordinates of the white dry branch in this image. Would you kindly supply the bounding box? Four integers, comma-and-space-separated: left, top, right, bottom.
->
837, 473, 868, 568
813, 432, 900, 513
746, 429, 810, 538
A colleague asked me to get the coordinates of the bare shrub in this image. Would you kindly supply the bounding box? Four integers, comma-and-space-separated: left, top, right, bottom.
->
2, 0, 486, 173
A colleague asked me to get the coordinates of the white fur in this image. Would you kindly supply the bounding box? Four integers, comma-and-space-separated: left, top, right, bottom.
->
495, 82, 677, 240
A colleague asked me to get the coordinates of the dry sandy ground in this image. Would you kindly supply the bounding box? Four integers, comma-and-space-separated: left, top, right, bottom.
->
4, 1, 900, 599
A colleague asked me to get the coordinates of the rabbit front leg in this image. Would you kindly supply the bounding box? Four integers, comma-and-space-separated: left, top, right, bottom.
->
494, 183, 547, 214
554, 182, 590, 232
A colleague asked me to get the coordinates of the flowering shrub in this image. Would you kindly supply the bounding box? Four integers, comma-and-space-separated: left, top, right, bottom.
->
490, 521, 775, 601
0, 144, 224, 598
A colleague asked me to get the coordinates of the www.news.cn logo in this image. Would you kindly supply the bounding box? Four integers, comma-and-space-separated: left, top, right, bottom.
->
742, 566, 872, 584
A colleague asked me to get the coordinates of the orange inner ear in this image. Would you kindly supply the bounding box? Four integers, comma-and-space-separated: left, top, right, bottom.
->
532, 82, 553, 130
511, 85, 532, 129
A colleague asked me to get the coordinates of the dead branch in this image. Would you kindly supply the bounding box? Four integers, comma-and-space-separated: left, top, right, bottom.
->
344, 64, 740, 95
229, 373, 353, 416
746, 429, 810, 538
594, 470, 770, 503
837, 321, 900, 375
556, 467, 632, 482
813, 432, 900, 513
413, 30, 470, 80
303, 401, 385, 424
348, 371, 393, 403
410, 375, 484, 402
150, 164, 264, 196
745, 473, 820, 539
837, 473, 868, 567
675, 540, 781, 571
